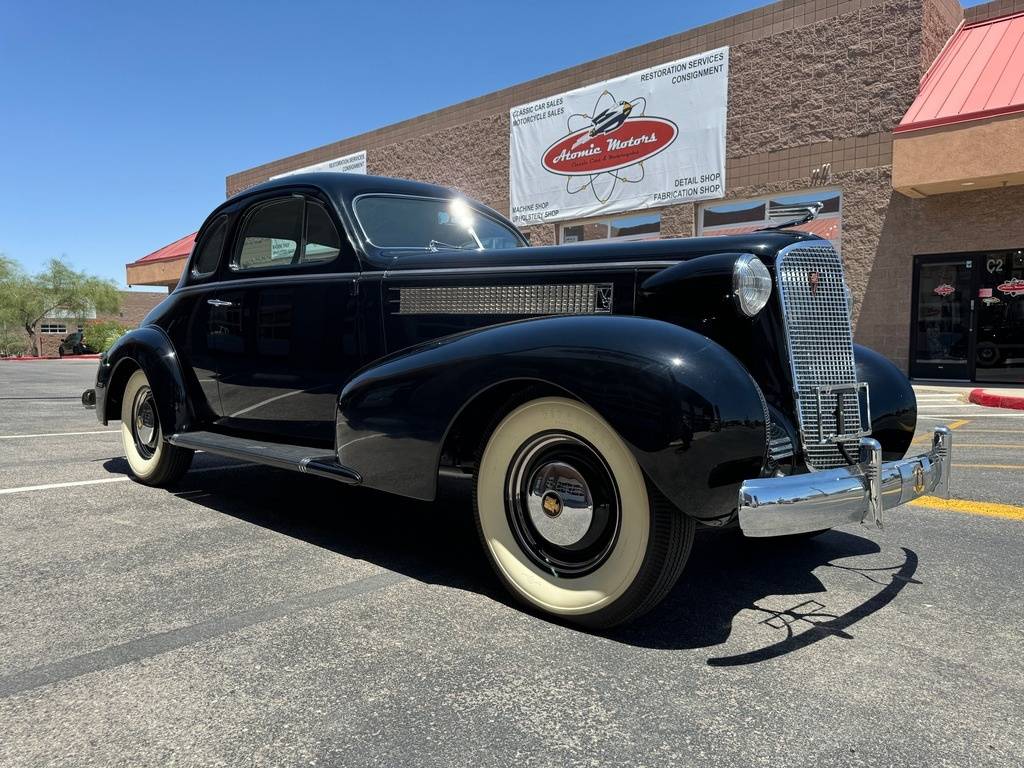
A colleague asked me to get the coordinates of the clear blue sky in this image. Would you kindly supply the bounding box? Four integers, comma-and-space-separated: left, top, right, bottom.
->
0, 0, 988, 288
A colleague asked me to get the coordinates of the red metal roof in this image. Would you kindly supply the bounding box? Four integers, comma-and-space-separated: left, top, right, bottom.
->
896, 12, 1024, 133
129, 232, 196, 266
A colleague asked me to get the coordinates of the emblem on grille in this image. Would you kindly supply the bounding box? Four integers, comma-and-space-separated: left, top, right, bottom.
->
807, 270, 820, 295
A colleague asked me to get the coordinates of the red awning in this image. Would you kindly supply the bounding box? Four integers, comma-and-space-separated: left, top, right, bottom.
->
129, 232, 197, 266
896, 12, 1024, 133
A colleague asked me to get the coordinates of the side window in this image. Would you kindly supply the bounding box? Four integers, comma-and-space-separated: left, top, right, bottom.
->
236, 198, 304, 271
192, 215, 228, 276
302, 200, 342, 264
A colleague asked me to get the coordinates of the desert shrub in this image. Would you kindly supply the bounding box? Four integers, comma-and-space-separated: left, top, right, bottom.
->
83, 321, 130, 353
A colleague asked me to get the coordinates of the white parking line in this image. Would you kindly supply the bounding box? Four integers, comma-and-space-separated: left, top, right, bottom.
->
0, 430, 119, 440
0, 477, 128, 495
0, 463, 262, 496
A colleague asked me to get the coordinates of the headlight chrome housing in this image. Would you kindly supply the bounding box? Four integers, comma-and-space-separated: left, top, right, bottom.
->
732, 254, 772, 317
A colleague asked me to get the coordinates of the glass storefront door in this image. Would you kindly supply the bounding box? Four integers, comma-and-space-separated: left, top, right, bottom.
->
975, 249, 1024, 383
910, 250, 1024, 383
910, 256, 974, 380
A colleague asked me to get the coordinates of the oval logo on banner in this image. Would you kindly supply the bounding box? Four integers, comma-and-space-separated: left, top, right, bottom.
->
542, 117, 678, 176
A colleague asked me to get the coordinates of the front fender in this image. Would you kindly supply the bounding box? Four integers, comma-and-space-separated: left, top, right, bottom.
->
337, 315, 768, 520
855, 344, 916, 460
96, 326, 196, 434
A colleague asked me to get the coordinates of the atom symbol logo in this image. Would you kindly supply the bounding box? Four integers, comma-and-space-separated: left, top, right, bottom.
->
541, 90, 678, 205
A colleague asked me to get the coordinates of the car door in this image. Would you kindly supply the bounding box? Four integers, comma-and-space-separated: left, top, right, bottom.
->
213, 192, 363, 446
163, 213, 231, 419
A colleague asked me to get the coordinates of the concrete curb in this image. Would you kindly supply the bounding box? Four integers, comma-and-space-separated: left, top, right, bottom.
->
0, 355, 101, 362
969, 388, 1024, 411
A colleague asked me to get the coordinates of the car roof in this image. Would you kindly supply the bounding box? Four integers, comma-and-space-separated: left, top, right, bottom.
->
223, 172, 513, 230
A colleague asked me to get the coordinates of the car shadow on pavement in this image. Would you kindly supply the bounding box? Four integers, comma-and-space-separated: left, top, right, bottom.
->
103, 457, 920, 665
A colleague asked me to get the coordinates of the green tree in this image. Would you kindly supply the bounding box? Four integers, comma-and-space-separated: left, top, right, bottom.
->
0, 257, 119, 355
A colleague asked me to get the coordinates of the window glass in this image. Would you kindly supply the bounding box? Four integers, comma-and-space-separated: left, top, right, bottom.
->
559, 214, 660, 244
562, 222, 609, 244
41, 323, 67, 334
609, 214, 660, 239
236, 198, 304, 270
192, 216, 228, 275
303, 201, 342, 263
699, 189, 842, 252
354, 196, 524, 250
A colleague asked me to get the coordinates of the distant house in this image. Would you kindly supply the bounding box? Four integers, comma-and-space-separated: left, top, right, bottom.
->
25, 291, 166, 357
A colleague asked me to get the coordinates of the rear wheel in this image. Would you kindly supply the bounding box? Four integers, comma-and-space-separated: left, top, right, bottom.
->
120, 369, 193, 486
474, 397, 693, 629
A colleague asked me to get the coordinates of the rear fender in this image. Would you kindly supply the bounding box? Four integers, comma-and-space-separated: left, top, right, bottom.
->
337, 315, 768, 521
96, 326, 195, 433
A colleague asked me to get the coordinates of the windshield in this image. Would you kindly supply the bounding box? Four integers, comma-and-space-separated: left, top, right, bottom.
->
354, 195, 524, 251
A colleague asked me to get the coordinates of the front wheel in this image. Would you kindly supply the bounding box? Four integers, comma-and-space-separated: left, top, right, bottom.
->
120, 369, 193, 486
474, 397, 693, 629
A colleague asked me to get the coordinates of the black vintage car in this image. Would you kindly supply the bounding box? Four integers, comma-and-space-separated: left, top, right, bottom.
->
58, 331, 93, 357
85, 173, 952, 628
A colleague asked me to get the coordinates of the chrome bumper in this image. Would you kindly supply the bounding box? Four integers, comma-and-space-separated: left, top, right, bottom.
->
738, 427, 952, 537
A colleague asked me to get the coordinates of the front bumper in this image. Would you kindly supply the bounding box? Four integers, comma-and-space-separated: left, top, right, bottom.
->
738, 427, 952, 537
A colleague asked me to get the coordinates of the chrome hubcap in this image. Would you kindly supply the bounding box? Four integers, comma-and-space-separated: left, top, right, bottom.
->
506, 432, 620, 578
132, 387, 159, 458
525, 461, 594, 547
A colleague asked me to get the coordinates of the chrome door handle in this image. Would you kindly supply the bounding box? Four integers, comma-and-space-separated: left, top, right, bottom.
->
207, 299, 234, 307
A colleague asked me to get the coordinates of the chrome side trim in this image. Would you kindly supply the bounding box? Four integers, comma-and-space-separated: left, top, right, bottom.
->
172, 259, 680, 297
173, 271, 370, 296
738, 427, 953, 538
384, 260, 680, 277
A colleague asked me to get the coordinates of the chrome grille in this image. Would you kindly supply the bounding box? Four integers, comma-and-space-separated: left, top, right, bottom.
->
776, 243, 862, 470
769, 421, 794, 462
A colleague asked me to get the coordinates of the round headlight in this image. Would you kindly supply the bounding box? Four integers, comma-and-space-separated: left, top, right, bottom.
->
732, 254, 772, 317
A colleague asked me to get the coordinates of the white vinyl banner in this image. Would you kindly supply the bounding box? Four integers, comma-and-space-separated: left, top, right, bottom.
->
509, 47, 728, 227
271, 150, 367, 179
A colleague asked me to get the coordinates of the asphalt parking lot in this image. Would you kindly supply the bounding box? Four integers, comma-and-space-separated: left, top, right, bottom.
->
0, 360, 1021, 767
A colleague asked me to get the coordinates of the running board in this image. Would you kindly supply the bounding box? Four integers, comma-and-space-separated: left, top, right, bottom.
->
167, 431, 361, 485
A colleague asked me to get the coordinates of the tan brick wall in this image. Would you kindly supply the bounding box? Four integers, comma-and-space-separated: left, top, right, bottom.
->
964, 0, 1024, 23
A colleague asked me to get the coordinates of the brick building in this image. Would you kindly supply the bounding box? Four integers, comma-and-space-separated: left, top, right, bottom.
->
138, 0, 1024, 383
29, 290, 165, 357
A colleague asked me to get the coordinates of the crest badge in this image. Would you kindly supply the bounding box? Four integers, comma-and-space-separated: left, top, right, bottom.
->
912, 464, 925, 494
807, 270, 820, 295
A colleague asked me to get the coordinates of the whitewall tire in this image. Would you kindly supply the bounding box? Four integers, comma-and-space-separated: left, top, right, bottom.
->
120, 369, 193, 486
474, 397, 693, 628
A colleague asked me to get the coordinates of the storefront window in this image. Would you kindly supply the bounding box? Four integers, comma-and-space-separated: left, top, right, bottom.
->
559, 214, 660, 244
975, 249, 1024, 383
698, 189, 842, 252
